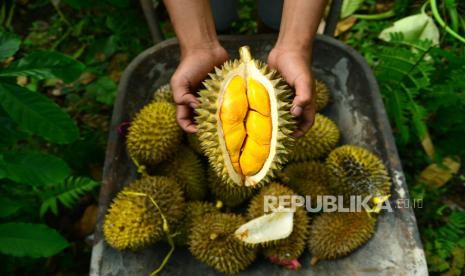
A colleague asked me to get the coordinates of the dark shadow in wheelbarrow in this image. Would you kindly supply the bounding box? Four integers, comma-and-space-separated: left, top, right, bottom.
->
90, 33, 427, 275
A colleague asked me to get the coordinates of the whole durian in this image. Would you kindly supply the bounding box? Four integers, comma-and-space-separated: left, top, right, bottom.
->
187, 134, 203, 155
315, 79, 330, 112
103, 176, 185, 251
152, 84, 174, 103
154, 145, 207, 200
326, 145, 391, 200
189, 213, 258, 274
308, 211, 375, 263
208, 168, 257, 208
247, 183, 310, 263
289, 113, 340, 162
126, 101, 182, 165
196, 46, 296, 187
280, 161, 330, 207
173, 201, 220, 246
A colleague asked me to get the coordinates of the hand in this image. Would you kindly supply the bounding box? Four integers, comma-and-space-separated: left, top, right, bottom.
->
268, 47, 316, 138
171, 45, 229, 133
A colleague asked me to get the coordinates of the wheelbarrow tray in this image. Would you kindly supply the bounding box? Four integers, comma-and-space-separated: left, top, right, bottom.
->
90, 34, 427, 275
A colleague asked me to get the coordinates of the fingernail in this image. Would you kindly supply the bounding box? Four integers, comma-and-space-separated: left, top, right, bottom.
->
190, 102, 199, 109
291, 106, 303, 116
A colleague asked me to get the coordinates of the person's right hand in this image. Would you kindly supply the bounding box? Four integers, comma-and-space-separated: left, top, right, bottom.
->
171, 45, 229, 133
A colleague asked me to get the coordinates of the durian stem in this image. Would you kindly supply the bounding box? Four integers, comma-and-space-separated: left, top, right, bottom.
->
239, 46, 252, 62
131, 157, 148, 177
310, 256, 319, 267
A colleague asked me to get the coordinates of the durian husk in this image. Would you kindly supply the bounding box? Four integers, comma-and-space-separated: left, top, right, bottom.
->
326, 145, 391, 201
187, 133, 203, 155
189, 213, 258, 274
152, 84, 174, 103
315, 79, 330, 112
308, 211, 376, 261
208, 168, 257, 208
196, 46, 296, 187
154, 145, 207, 200
246, 183, 310, 261
103, 176, 185, 251
280, 161, 330, 208
289, 113, 340, 162
126, 101, 182, 165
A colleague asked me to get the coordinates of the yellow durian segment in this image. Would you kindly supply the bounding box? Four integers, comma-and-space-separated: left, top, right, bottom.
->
240, 137, 270, 176
222, 122, 246, 163
245, 111, 272, 145
247, 77, 271, 116
220, 76, 248, 124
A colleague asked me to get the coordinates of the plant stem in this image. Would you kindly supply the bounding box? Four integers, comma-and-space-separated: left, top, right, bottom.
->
430, 0, 465, 43
354, 9, 395, 20
5, 0, 15, 30
50, 0, 71, 27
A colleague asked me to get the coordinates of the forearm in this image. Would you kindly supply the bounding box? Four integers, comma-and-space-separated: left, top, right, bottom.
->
276, 0, 327, 52
163, 0, 220, 55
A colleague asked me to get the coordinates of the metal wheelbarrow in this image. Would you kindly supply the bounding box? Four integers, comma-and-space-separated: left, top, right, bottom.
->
91, 1, 428, 275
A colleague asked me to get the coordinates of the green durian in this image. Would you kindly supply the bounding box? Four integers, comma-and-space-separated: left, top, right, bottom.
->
308, 211, 375, 263
154, 145, 207, 200
196, 46, 296, 188
103, 176, 185, 251
315, 79, 330, 112
289, 113, 340, 162
187, 133, 203, 155
189, 213, 258, 274
280, 161, 330, 208
208, 168, 257, 208
126, 101, 182, 165
152, 84, 174, 103
326, 145, 391, 200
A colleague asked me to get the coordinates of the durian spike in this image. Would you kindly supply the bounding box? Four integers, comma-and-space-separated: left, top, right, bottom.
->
310, 256, 319, 267
216, 200, 223, 209
239, 46, 252, 62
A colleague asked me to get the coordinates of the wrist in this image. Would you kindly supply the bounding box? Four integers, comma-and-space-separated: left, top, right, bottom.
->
180, 40, 223, 58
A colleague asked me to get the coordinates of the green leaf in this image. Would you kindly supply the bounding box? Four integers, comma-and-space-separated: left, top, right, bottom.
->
0, 154, 6, 179
105, 0, 130, 8
0, 51, 85, 83
62, 0, 95, 9
0, 82, 79, 144
341, 0, 365, 18
0, 31, 21, 61
0, 116, 28, 146
0, 196, 23, 218
2, 151, 70, 186
86, 76, 116, 105
378, 13, 440, 45
0, 223, 69, 257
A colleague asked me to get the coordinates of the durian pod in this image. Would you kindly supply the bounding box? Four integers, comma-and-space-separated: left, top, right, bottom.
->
103, 176, 185, 251
280, 161, 330, 208
207, 168, 257, 208
308, 211, 376, 263
152, 84, 174, 103
172, 201, 220, 246
196, 46, 296, 188
246, 183, 310, 262
325, 145, 391, 201
289, 113, 340, 162
126, 101, 182, 165
188, 213, 258, 274
315, 79, 330, 112
154, 145, 207, 200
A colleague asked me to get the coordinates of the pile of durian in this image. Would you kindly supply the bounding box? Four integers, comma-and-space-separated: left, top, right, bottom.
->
103, 46, 392, 274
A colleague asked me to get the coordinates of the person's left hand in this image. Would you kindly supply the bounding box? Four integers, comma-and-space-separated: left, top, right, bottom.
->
268, 47, 316, 138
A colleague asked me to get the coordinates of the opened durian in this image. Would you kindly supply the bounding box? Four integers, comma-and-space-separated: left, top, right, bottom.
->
103, 176, 185, 251
152, 84, 174, 103
173, 201, 220, 246
308, 211, 375, 263
315, 79, 330, 112
189, 213, 258, 274
208, 168, 257, 208
154, 145, 207, 200
126, 101, 182, 165
280, 161, 330, 207
289, 113, 340, 161
326, 145, 391, 200
246, 183, 310, 264
196, 46, 296, 187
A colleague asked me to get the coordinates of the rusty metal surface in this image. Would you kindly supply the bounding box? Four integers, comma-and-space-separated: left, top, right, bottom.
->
90, 34, 428, 276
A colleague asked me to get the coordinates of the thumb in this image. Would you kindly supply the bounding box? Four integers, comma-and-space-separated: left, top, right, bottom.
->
171, 77, 200, 108
291, 77, 312, 117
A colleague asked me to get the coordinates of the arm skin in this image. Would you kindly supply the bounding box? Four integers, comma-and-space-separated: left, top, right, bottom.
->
268, 0, 327, 137
163, 0, 228, 133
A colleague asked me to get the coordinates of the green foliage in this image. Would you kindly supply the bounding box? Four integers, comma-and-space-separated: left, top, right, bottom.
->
0, 31, 20, 60
341, 0, 365, 18
0, 223, 69, 258
0, 196, 23, 218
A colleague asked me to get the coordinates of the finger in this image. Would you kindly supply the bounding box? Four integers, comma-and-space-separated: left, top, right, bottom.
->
176, 104, 197, 133
292, 104, 315, 138
291, 76, 312, 117
171, 75, 200, 107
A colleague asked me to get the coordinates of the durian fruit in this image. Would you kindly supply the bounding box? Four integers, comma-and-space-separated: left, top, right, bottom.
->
280, 161, 330, 208
173, 201, 220, 246
207, 168, 256, 208
247, 183, 310, 263
315, 79, 330, 112
308, 211, 375, 263
154, 145, 207, 200
103, 176, 185, 251
326, 145, 391, 200
152, 84, 174, 103
126, 101, 182, 165
289, 113, 340, 162
187, 134, 203, 155
189, 213, 258, 274
196, 46, 296, 187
